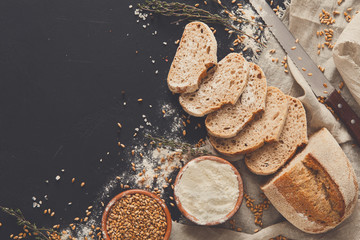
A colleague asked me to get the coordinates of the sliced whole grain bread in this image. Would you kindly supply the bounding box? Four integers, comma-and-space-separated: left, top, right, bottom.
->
205, 62, 267, 138
179, 53, 249, 117
245, 96, 308, 175
167, 21, 217, 94
209, 86, 289, 156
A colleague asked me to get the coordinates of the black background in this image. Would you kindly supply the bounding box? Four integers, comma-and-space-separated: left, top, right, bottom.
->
0, 0, 283, 238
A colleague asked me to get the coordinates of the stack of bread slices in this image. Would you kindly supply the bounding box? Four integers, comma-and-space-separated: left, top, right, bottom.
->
167, 21, 358, 234
168, 21, 308, 175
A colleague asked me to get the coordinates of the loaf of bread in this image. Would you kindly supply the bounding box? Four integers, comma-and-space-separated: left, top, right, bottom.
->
167, 21, 217, 93
209, 86, 289, 156
205, 62, 267, 138
179, 53, 249, 117
245, 96, 308, 175
261, 128, 358, 234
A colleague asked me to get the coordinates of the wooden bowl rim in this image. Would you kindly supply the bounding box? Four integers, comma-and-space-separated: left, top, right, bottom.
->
101, 189, 172, 240
174, 155, 244, 225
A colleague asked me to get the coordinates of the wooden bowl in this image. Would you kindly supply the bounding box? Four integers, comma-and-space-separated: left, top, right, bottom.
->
101, 189, 172, 240
174, 156, 244, 225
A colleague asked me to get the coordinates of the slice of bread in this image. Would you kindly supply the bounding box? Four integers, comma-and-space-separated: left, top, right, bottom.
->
205, 63, 267, 138
261, 128, 358, 234
245, 96, 308, 175
209, 86, 289, 156
167, 21, 217, 93
179, 53, 249, 117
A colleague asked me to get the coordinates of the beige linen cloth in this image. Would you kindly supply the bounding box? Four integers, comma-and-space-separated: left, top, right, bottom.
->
170, 0, 360, 239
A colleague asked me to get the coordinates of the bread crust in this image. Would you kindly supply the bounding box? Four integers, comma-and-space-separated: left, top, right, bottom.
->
261, 128, 358, 234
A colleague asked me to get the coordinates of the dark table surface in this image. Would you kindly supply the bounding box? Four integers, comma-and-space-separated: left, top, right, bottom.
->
0, 0, 284, 238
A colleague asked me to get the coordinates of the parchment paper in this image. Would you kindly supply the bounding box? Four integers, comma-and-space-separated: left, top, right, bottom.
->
170, 0, 360, 239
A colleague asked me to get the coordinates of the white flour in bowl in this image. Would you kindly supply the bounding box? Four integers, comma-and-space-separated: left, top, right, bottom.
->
174, 159, 240, 225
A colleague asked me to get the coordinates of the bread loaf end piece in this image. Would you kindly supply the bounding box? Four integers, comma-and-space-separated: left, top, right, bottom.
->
261, 128, 358, 234
205, 62, 267, 138
167, 21, 217, 94
245, 96, 308, 175
179, 53, 249, 117
209, 86, 289, 156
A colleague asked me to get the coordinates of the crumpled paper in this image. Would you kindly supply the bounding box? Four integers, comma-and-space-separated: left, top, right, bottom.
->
171, 200, 360, 240
170, 0, 360, 239
333, 13, 360, 106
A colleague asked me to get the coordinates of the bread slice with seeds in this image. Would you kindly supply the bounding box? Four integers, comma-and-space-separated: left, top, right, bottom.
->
179, 53, 249, 117
209, 86, 289, 156
167, 21, 217, 94
205, 62, 267, 138
245, 96, 308, 175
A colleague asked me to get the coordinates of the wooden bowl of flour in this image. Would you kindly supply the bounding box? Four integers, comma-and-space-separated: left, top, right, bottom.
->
173, 156, 244, 225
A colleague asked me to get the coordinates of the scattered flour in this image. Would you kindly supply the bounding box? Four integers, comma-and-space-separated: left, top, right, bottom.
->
170, 116, 184, 133
160, 102, 185, 134
219, 3, 271, 62
61, 219, 96, 240
220, 0, 291, 62
161, 103, 176, 117
132, 145, 184, 191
